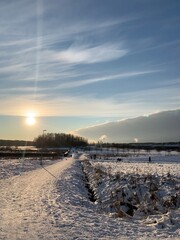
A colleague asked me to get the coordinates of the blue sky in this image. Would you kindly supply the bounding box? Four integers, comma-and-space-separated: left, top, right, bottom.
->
0, 0, 180, 140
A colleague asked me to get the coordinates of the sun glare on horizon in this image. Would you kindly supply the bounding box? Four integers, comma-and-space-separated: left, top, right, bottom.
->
25, 113, 36, 126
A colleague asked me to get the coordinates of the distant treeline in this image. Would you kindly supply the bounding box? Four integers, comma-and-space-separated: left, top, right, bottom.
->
34, 133, 88, 148
1, 136, 179, 151
0, 139, 34, 147
94, 142, 180, 151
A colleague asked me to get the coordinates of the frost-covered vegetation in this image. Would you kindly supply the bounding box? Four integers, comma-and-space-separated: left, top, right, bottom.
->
81, 151, 180, 231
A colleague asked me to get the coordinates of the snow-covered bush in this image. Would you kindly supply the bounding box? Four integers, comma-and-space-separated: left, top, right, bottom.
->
81, 159, 180, 225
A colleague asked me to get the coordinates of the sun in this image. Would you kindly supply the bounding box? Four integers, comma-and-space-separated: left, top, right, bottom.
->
25, 113, 36, 126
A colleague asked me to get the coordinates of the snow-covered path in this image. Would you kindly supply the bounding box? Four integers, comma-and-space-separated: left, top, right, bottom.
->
0, 158, 74, 240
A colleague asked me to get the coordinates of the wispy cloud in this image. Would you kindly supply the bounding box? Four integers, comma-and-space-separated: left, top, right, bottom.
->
0, 64, 25, 74
131, 39, 180, 55
41, 16, 135, 46
112, 85, 180, 108
54, 70, 157, 89
0, 94, 124, 117
53, 43, 128, 64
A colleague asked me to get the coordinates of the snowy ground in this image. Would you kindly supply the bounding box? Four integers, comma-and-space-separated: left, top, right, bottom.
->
0, 158, 59, 179
0, 157, 75, 240
0, 152, 179, 239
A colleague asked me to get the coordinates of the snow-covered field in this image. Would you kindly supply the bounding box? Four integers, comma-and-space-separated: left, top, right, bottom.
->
0, 158, 58, 179
0, 151, 179, 239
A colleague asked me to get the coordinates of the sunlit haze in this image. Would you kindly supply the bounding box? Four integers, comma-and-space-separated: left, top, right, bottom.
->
25, 114, 36, 126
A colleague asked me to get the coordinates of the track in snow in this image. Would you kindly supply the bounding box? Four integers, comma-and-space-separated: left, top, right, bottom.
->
0, 158, 74, 240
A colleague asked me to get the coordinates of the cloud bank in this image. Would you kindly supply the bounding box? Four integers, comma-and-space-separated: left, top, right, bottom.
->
74, 109, 180, 143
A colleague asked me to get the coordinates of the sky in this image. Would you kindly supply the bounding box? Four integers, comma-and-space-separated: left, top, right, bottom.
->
0, 0, 180, 140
